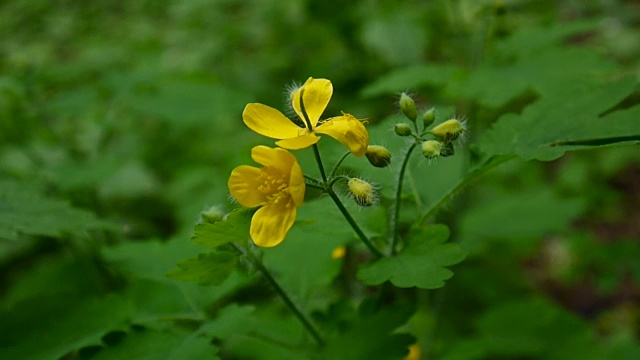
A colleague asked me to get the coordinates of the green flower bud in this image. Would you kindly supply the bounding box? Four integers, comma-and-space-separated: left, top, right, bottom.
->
365, 145, 392, 168
431, 119, 465, 142
422, 108, 436, 128
200, 205, 225, 224
421, 140, 442, 159
394, 123, 412, 137
399, 93, 418, 122
347, 178, 376, 207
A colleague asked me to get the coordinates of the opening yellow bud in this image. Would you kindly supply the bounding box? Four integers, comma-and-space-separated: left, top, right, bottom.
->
421, 140, 442, 159
394, 123, 412, 137
365, 145, 392, 168
431, 119, 465, 142
399, 93, 417, 122
347, 178, 375, 207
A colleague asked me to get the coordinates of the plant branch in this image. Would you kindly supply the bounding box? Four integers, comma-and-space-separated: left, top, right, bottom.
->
389, 142, 418, 255
327, 188, 384, 258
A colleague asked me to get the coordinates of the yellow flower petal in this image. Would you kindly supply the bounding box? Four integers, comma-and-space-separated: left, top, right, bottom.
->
251, 145, 295, 176
275, 133, 320, 150
315, 113, 369, 156
243, 103, 302, 139
288, 160, 305, 206
228, 165, 267, 208
292, 78, 332, 129
250, 203, 297, 247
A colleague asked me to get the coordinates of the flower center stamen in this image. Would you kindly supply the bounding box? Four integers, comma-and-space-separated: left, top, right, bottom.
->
258, 168, 291, 207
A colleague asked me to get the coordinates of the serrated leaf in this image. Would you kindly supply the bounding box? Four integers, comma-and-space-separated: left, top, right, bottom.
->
358, 224, 466, 289
166, 251, 236, 286
191, 208, 252, 248
0, 180, 116, 241
479, 77, 640, 161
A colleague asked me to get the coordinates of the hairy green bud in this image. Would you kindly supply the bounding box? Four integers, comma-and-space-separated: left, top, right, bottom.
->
431, 119, 465, 142
365, 145, 392, 168
399, 93, 418, 122
422, 108, 436, 128
421, 140, 442, 159
394, 123, 412, 137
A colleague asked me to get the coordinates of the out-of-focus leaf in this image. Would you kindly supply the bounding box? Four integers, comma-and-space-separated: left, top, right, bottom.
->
474, 298, 600, 359
322, 302, 415, 360
90, 327, 218, 360
358, 224, 466, 289
166, 251, 236, 286
0, 294, 132, 360
459, 188, 586, 255
0, 180, 116, 241
361, 63, 461, 98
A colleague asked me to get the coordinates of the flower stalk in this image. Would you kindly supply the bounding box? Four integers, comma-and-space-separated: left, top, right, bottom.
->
230, 243, 325, 347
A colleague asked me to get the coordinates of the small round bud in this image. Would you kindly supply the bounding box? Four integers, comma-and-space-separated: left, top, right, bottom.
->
347, 178, 376, 207
399, 93, 417, 122
422, 108, 436, 128
421, 140, 442, 159
200, 205, 225, 224
394, 123, 412, 137
365, 145, 392, 168
431, 119, 465, 142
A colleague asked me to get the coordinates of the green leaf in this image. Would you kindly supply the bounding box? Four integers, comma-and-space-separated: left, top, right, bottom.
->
0, 179, 116, 241
322, 301, 416, 360
459, 188, 586, 255
479, 77, 640, 161
191, 208, 252, 248
0, 293, 132, 360
166, 251, 236, 286
358, 224, 466, 289
475, 298, 599, 359
89, 327, 218, 360
361, 63, 461, 98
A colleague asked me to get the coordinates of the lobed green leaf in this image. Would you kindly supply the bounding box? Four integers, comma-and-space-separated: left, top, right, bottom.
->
358, 224, 466, 289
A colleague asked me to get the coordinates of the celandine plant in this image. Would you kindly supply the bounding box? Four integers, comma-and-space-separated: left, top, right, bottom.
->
169, 77, 468, 358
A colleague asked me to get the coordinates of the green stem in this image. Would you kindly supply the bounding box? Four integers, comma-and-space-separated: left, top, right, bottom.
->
389, 142, 418, 255
312, 144, 328, 182
329, 151, 351, 178
230, 243, 325, 346
327, 188, 384, 258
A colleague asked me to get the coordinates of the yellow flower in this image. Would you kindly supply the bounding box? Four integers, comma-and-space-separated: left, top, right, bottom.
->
228, 146, 305, 247
242, 77, 369, 156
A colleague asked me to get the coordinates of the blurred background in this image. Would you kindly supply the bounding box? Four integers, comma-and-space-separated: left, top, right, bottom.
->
1, 0, 639, 359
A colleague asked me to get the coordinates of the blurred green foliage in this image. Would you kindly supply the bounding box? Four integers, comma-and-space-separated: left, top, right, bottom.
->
1, 0, 640, 359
